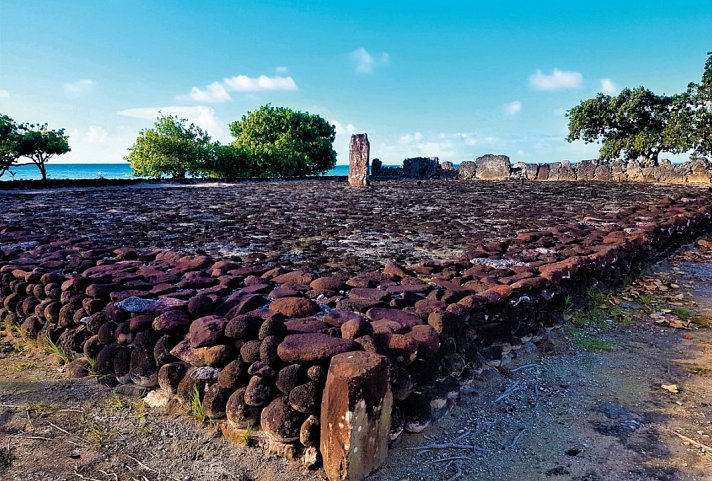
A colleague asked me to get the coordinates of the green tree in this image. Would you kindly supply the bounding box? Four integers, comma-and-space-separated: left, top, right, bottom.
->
684, 52, 712, 157
126, 114, 214, 178
203, 143, 254, 178
0, 114, 20, 178
567, 87, 685, 163
229, 105, 336, 177
14, 123, 71, 180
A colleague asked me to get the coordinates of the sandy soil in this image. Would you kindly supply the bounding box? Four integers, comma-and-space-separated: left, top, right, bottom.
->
1, 239, 711, 481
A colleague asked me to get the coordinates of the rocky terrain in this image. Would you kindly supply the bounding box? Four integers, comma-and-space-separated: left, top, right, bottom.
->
1, 179, 711, 479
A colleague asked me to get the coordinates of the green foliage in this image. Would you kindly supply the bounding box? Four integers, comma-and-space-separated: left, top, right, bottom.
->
125, 114, 214, 179
1, 115, 69, 180
229, 104, 337, 177
189, 386, 206, 422
39, 334, 70, 365
574, 337, 615, 352
0, 114, 20, 177
14, 123, 71, 180
203, 143, 255, 178
566, 88, 685, 162
567, 52, 712, 161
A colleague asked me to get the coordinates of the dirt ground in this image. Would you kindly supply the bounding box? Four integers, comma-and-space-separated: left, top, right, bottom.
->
1, 239, 711, 481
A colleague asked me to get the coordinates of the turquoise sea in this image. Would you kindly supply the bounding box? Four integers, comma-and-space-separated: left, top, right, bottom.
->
0, 163, 355, 181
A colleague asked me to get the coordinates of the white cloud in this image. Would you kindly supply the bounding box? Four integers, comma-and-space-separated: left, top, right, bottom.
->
529, 69, 583, 91
223, 75, 298, 92
350, 47, 390, 74
117, 105, 229, 142
180, 81, 231, 103
0, 89, 9, 99
64, 79, 94, 94
330, 120, 357, 164
504, 100, 522, 116
275, 66, 288, 74
600, 78, 618, 94
59, 125, 136, 164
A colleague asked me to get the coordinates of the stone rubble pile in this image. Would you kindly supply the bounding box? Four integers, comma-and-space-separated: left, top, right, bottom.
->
1, 188, 711, 480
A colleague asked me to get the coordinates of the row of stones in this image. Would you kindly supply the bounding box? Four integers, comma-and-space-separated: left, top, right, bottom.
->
1, 190, 711, 469
373, 154, 712, 184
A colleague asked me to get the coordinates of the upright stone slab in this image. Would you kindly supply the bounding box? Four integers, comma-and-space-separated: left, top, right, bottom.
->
320, 351, 392, 481
348, 134, 370, 187
475, 154, 511, 180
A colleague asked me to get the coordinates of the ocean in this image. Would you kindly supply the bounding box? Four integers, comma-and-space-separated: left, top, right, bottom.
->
0, 163, 355, 181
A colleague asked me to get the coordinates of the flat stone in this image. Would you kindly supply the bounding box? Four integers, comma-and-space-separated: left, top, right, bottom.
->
268, 297, 320, 318
277, 333, 358, 363
366, 307, 424, 328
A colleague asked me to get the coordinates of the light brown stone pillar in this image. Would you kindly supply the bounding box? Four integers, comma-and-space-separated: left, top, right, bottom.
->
348, 134, 370, 187
320, 351, 392, 481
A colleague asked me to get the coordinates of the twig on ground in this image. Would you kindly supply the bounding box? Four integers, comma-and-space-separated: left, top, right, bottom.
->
426, 455, 474, 464
11, 434, 53, 441
669, 430, 712, 453
511, 363, 539, 372
73, 470, 101, 481
494, 381, 522, 403
408, 442, 490, 452
510, 428, 527, 449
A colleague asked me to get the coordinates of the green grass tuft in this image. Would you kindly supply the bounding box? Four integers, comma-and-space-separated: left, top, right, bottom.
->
189, 386, 206, 423
575, 338, 615, 351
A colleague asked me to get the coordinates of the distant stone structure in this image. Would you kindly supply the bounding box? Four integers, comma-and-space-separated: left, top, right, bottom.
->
475, 154, 511, 180
348, 134, 370, 187
402, 157, 440, 179
366, 151, 712, 184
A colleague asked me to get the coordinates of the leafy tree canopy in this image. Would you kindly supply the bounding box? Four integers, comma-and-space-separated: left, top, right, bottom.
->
567, 87, 685, 162
11, 122, 70, 180
125, 114, 214, 179
0, 114, 20, 177
567, 52, 712, 162
229, 105, 336, 177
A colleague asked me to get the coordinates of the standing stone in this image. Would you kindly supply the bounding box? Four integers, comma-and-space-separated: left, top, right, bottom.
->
458, 161, 477, 180
402, 157, 440, 179
475, 154, 510, 180
349, 134, 370, 187
371, 158, 382, 177
320, 352, 392, 481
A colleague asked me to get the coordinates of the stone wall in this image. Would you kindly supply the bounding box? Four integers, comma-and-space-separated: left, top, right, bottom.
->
2, 190, 712, 480
371, 154, 712, 184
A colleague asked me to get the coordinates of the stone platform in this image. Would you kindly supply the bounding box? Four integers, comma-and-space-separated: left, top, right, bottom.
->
1, 180, 711, 480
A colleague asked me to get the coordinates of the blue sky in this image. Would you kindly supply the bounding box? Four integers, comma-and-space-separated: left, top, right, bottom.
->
1, 0, 711, 165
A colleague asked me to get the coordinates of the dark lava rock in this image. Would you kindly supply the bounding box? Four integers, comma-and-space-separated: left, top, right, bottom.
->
268, 297, 319, 318
276, 364, 305, 395
113, 346, 133, 384
340, 318, 373, 340
130, 347, 159, 387
203, 383, 231, 419
153, 334, 179, 365
258, 316, 287, 340
188, 294, 217, 318
218, 359, 247, 389
306, 364, 326, 383
225, 314, 262, 340
240, 340, 261, 364
158, 362, 187, 394
152, 310, 191, 331
259, 335, 281, 365
277, 333, 358, 363
260, 396, 303, 443
288, 381, 319, 414
189, 315, 227, 348
247, 360, 276, 378
244, 375, 272, 407
226, 387, 260, 428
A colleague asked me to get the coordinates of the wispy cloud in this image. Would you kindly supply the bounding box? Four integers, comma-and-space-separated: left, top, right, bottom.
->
0, 89, 9, 99
180, 81, 231, 103
350, 47, 390, 74
117, 105, 229, 142
503, 100, 522, 116
179, 74, 298, 102
223, 75, 297, 92
600, 78, 618, 94
275, 66, 289, 74
64, 79, 94, 94
529, 69, 583, 91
